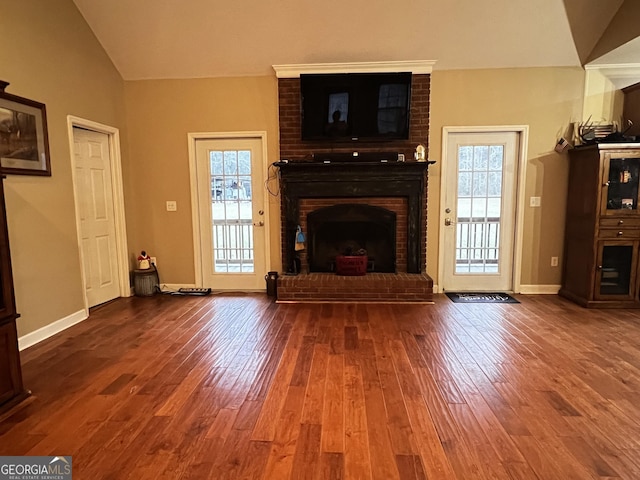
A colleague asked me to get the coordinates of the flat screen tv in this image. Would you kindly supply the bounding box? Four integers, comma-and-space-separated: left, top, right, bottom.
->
300, 72, 412, 142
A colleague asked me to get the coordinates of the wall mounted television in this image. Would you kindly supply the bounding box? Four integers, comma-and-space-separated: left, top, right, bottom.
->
300, 72, 412, 142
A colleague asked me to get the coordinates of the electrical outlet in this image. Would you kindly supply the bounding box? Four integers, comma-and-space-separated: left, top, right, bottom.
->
151, 257, 157, 267
166, 200, 177, 211
530, 196, 541, 207
551, 256, 559, 267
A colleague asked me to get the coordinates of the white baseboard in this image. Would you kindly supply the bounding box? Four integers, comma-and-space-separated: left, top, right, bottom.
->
434, 284, 560, 295
18, 309, 88, 351
518, 284, 561, 294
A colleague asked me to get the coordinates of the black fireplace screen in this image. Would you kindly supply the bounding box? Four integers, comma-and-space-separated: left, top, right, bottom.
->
307, 204, 396, 273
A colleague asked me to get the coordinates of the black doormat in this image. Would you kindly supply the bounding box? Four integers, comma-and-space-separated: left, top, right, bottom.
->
445, 292, 520, 303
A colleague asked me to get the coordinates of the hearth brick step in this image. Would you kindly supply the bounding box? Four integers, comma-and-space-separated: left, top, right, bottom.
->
277, 273, 433, 303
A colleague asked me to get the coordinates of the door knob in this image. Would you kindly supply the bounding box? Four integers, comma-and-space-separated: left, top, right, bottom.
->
253, 221, 264, 227
444, 218, 452, 226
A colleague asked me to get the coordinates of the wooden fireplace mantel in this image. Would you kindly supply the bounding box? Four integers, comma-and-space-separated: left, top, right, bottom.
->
276, 160, 434, 274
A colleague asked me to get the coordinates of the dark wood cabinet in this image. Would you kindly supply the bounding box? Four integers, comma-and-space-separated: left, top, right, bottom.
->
623, 82, 640, 139
0, 177, 27, 410
560, 143, 640, 307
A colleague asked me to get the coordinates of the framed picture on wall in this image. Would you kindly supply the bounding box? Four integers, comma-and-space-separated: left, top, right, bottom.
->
0, 81, 51, 176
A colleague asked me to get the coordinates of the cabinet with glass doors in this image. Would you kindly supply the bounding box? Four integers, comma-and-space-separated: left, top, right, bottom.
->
560, 143, 640, 307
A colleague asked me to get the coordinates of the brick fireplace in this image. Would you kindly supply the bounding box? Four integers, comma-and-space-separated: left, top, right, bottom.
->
276, 161, 433, 302
274, 69, 433, 302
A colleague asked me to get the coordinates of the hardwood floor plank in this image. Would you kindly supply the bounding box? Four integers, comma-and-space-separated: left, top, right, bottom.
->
260, 384, 306, 479
399, 383, 457, 479
290, 335, 317, 387
289, 423, 322, 480
541, 389, 582, 417
502, 461, 541, 480
460, 391, 528, 464
368, 319, 416, 456
511, 435, 585, 480
460, 361, 531, 436
245, 320, 292, 402
358, 356, 401, 479
321, 353, 345, 453
301, 344, 329, 425
154, 363, 213, 416
99, 373, 138, 395
344, 364, 372, 479
213, 431, 271, 480
344, 326, 359, 351
449, 402, 514, 479
565, 416, 640, 478
560, 435, 620, 478
251, 308, 307, 442
205, 408, 238, 441
319, 452, 344, 480
513, 404, 604, 479
395, 454, 428, 480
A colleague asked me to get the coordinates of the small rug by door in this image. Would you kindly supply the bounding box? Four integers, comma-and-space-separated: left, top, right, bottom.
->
445, 292, 520, 304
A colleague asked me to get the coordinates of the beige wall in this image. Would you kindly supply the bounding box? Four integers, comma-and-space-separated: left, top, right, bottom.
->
1, 0, 127, 336
123, 77, 281, 284
429, 67, 585, 288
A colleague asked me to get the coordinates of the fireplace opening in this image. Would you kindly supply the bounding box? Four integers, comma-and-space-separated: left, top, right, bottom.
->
307, 204, 396, 273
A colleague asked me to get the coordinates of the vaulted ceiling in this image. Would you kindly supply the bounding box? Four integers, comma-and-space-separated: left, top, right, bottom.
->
71, 0, 639, 82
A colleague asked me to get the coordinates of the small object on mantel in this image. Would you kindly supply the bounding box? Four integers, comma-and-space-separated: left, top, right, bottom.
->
415, 144, 426, 161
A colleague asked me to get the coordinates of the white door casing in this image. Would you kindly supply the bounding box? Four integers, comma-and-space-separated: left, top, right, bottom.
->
439, 127, 528, 293
189, 133, 269, 291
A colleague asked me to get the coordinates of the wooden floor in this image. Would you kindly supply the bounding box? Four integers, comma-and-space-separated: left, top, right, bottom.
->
1, 294, 640, 479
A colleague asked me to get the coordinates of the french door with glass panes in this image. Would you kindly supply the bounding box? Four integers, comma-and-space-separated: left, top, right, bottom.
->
195, 137, 266, 290
442, 131, 519, 292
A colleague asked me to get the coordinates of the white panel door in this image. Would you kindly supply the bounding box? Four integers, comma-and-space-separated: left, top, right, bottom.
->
73, 127, 120, 306
195, 137, 267, 290
442, 131, 519, 292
